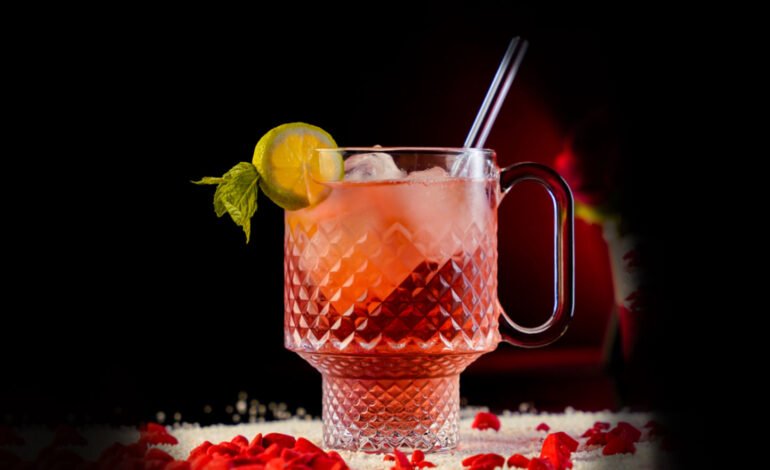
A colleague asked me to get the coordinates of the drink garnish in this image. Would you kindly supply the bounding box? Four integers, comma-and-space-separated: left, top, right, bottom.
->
194, 122, 341, 242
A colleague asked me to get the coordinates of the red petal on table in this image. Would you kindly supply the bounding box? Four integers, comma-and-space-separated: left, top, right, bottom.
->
281, 447, 302, 460
189, 454, 213, 470
326, 451, 344, 461
586, 432, 608, 446
138, 423, 162, 433
580, 428, 599, 438
383, 455, 396, 461
146, 448, 174, 462
146, 459, 172, 470
235, 465, 266, 470
551, 432, 578, 452
138, 422, 177, 445
231, 434, 249, 448
258, 443, 284, 461
207, 456, 239, 470
536, 423, 550, 432
593, 422, 610, 431
188, 441, 213, 460
411, 450, 436, 468
390, 448, 413, 470
294, 437, 325, 456
471, 412, 501, 431
250, 433, 264, 448
539, 433, 574, 469
165, 461, 192, 470
507, 453, 531, 468
415, 461, 436, 468
602, 435, 636, 455
527, 457, 556, 470
608, 422, 641, 443
141, 431, 179, 445
209, 441, 241, 457
461, 453, 505, 470
264, 458, 284, 470
263, 433, 297, 449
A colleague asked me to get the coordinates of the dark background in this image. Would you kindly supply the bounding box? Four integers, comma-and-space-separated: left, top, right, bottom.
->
5, 3, 702, 454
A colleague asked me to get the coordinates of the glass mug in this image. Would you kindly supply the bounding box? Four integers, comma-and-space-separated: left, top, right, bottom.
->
284, 148, 574, 452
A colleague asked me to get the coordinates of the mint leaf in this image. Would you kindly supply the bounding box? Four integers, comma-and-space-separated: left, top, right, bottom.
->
193, 162, 259, 243
192, 176, 225, 185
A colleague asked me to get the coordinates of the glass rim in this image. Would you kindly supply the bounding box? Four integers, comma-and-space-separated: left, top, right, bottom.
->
316, 147, 494, 155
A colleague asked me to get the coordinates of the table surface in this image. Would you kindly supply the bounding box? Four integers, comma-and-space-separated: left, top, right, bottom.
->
161, 409, 666, 469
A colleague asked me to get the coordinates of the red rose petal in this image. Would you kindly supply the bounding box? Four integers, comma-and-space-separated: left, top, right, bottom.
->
539, 433, 574, 469
602, 435, 636, 455
507, 453, 530, 468
383, 455, 396, 461
390, 448, 412, 470
411, 450, 436, 468
294, 437, 325, 456
188, 441, 213, 460
608, 422, 641, 443
231, 434, 249, 448
263, 433, 297, 449
250, 433, 264, 448
551, 432, 578, 452
189, 454, 213, 470
471, 412, 501, 432
536, 423, 550, 432
164, 461, 192, 470
461, 453, 505, 470
527, 457, 556, 470
593, 422, 610, 431
586, 432, 608, 446
210, 441, 241, 458
146, 448, 174, 462
144, 423, 170, 434
146, 459, 172, 470
141, 429, 179, 446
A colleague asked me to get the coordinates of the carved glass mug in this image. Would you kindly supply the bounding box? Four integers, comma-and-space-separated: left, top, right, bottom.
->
284, 148, 574, 451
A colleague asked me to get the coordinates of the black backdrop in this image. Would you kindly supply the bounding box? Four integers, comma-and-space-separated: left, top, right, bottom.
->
4, 4, 694, 440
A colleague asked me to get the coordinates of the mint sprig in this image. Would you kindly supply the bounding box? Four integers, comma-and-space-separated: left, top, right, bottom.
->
193, 162, 259, 243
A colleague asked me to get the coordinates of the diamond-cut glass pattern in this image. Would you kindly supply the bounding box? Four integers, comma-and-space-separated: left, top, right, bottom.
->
284, 178, 500, 451
323, 375, 459, 452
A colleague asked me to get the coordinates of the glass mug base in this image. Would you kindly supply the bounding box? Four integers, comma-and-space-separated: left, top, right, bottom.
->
322, 374, 460, 452
299, 352, 482, 452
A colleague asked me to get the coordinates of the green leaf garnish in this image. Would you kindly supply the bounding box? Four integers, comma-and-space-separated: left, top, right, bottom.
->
193, 162, 259, 243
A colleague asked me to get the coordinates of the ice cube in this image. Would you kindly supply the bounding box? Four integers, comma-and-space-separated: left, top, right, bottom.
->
344, 152, 406, 181
407, 166, 449, 180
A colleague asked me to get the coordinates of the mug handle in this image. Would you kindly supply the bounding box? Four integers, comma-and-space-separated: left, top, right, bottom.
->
498, 162, 575, 348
